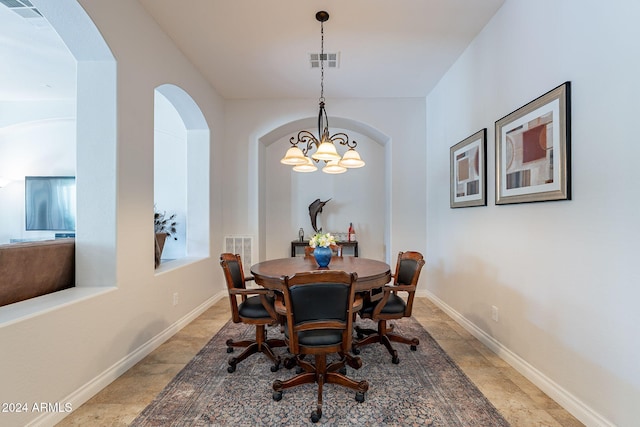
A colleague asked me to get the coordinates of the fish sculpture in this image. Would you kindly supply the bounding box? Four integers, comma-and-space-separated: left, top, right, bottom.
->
308, 198, 331, 233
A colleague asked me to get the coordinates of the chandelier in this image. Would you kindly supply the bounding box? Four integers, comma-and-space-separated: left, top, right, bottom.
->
280, 11, 365, 174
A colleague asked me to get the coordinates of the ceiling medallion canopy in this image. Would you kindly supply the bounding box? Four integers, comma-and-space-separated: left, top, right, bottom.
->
280, 11, 365, 174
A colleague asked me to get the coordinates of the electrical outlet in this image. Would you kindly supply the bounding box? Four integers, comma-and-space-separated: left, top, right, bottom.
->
173, 292, 179, 306
491, 305, 499, 322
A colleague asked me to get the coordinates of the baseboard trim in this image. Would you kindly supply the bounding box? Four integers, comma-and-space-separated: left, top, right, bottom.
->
419, 290, 613, 427
28, 290, 228, 427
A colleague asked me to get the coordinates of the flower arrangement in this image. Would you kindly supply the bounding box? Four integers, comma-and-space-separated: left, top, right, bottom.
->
309, 232, 336, 248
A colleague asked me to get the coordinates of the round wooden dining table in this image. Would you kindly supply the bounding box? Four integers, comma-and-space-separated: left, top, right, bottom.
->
250, 256, 391, 292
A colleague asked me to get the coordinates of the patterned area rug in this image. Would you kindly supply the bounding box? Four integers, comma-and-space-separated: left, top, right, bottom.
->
132, 317, 509, 426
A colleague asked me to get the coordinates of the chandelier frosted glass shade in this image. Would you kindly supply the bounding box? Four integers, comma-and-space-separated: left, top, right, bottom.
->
322, 159, 347, 174
338, 148, 365, 168
280, 146, 307, 165
311, 140, 341, 162
292, 156, 318, 172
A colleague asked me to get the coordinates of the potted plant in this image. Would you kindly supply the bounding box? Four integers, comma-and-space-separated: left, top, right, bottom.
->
154, 206, 177, 267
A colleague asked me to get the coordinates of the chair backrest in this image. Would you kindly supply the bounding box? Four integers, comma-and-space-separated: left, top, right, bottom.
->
280, 270, 357, 354
220, 253, 247, 290
392, 251, 425, 316
393, 251, 425, 286
304, 244, 343, 258
220, 253, 247, 322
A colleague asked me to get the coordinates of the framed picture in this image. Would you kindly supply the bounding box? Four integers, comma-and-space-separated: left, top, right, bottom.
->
450, 129, 486, 208
495, 82, 571, 204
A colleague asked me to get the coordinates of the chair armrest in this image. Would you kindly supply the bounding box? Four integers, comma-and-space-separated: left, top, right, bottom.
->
228, 288, 273, 297
353, 295, 363, 312
229, 288, 279, 320
274, 298, 287, 315
384, 284, 416, 293
369, 284, 416, 317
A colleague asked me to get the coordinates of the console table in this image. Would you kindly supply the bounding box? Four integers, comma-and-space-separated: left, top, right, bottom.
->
291, 240, 358, 257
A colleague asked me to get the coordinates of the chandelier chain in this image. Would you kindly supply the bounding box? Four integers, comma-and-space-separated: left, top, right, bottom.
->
320, 20, 324, 102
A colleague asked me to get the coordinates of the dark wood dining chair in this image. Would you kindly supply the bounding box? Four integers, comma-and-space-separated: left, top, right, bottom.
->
272, 270, 368, 423
219, 253, 285, 373
353, 251, 425, 364
304, 244, 343, 258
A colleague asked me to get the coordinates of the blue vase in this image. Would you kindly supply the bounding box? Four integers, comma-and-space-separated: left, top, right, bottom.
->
313, 246, 332, 268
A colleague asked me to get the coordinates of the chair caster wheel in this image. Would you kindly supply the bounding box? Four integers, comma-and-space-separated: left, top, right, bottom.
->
310, 410, 321, 423
392, 355, 400, 364
339, 367, 347, 375
226, 347, 233, 353
295, 366, 304, 374
355, 391, 365, 403
356, 332, 364, 339
227, 365, 236, 373
272, 391, 282, 401
410, 345, 417, 351
270, 363, 280, 372
352, 347, 360, 355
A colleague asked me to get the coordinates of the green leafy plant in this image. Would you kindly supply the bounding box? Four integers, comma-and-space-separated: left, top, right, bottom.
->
154, 206, 178, 240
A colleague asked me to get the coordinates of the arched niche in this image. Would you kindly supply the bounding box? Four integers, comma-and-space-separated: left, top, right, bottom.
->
30, 0, 117, 287
154, 84, 210, 266
254, 117, 391, 263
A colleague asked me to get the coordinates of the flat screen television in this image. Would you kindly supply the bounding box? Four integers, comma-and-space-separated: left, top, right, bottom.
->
25, 176, 76, 231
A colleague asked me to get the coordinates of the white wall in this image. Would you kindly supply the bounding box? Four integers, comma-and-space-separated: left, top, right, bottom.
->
425, 1, 640, 425
0, 1, 225, 426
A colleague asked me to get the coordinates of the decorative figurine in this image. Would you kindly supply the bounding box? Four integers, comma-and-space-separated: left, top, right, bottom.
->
308, 198, 331, 233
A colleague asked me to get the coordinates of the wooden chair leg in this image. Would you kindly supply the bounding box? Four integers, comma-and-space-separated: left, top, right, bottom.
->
388, 332, 419, 349
379, 334, 400, 364
326, 353, 368, 404
354, 319, 418, 363
354, 324, 377, 338
273, 371, 317, 392
272, 353, 368, 422
325, 372, 369, 395
227, 342, 259, 373
227, 325, 286, 373
226, 338, 255, 351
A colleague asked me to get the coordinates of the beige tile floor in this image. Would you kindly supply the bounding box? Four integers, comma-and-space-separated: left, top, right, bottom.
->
57, 297, 584, 426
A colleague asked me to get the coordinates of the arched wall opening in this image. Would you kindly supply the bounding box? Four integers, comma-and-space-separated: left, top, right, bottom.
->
254, 117, 391, 263
31, 0, 117, 288
154, 84, 210, 268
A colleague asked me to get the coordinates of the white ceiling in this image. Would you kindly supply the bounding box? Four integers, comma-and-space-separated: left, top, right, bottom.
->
0, 4, 75, 101
138, 0, 505, 99
1, 0, 505, 101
